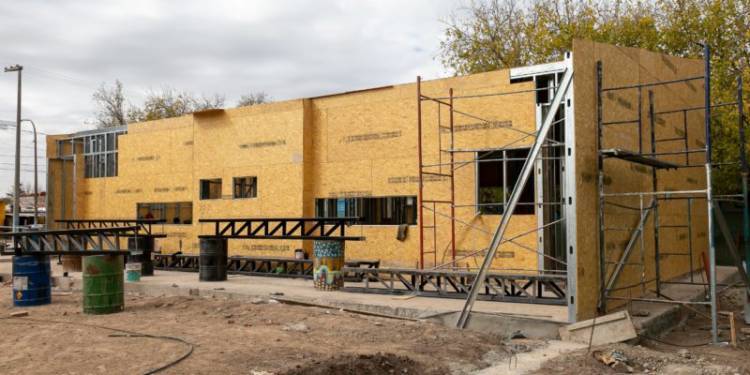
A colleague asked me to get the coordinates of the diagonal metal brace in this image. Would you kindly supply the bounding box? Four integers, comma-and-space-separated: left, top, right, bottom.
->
456, 66, 573, 328
602, 199, 655, 303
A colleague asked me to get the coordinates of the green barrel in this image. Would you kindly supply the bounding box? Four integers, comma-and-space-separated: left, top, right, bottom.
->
82, 255, 124, 314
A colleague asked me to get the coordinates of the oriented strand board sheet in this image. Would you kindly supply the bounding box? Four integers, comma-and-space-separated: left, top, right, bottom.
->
573, 40, 705, 321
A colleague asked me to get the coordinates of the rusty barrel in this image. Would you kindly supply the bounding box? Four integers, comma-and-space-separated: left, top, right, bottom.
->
82, 255, 124, 314
312, 240, 345, 291
199, 238, 227, 281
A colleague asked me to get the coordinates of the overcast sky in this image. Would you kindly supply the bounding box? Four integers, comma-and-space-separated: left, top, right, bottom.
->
0, 0, 459, 192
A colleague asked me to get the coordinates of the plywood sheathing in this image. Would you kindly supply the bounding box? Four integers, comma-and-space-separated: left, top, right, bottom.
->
573, 39, 705, 321
53, 68, 543, 271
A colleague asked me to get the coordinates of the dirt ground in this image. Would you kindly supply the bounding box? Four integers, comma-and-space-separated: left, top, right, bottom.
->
532, 286, 750, 374
0, 283, 514, 375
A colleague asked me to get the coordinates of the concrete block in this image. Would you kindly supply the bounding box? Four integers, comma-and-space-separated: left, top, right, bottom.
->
559, 310, 637, 346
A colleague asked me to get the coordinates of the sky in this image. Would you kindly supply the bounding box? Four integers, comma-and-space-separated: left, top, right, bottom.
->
0, 0, 459, 193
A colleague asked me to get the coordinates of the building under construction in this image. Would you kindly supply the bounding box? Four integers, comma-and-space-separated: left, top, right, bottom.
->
43, 39, 747, 330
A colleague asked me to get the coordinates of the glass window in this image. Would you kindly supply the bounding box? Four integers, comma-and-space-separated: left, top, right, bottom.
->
137, 202, 192, 225
477, 148, 534, 215
315, 196, 417, 225
233, 176, 257, 198
200, 179, 222, 200
82, 130, 123, 178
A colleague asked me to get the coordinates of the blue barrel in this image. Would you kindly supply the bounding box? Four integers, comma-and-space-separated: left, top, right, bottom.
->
12, 255, 51, 306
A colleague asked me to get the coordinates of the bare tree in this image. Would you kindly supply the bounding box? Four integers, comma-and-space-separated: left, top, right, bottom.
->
92, 80, 128, 128
127, 87, 226, 122
194, 93, 226, 111
236, 92, 269, 107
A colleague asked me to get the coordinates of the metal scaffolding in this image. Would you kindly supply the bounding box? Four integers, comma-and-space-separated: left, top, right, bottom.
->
596, 44, 749, 343
416, 63, 573, 278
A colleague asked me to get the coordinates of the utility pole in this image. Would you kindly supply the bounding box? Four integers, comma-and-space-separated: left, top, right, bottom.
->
4, 64, 22, 231
21, 119, 38, 225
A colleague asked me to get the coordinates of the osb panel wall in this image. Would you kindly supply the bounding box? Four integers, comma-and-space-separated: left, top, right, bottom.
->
310, 70, 539, 269
46, 134, 77, 229
53, 68, 545, 271
573, 40, 705, 320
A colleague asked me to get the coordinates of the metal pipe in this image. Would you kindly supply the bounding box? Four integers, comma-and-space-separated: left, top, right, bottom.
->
21, 119, 38, 225
738, 74, 750, 324
416, 76, 425, 269
703, 43, 718, 343
597, 61, 606, 313
649, 90, 661, 296
449, 88, 456, 266
602, 75, 704, 92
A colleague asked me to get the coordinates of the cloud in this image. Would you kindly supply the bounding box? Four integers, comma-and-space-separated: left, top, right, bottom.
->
0, 0, 457, 190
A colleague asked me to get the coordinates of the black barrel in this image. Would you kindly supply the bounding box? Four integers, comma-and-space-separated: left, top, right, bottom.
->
127, 237, 154, 276
199, 238, 227, 281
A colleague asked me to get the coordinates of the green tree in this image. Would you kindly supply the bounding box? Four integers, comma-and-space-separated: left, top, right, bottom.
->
440, 0, 750, 194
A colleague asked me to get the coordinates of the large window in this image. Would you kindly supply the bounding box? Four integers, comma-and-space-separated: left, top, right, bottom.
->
233, 176, 257, 198
83, 130, 123, 178
200, 179, 222, 200
315, 196, 417, 225
477, 148, 535, 215
137, 202, 192, 225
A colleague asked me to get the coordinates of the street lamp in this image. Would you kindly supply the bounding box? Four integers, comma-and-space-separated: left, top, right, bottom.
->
21, 119, 38, 225
4, 64, 22, 231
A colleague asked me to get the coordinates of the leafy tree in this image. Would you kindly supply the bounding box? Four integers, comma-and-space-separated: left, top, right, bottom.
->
237, 92, 270, 107
92, 80, 128, 128
440, 0, 750, 194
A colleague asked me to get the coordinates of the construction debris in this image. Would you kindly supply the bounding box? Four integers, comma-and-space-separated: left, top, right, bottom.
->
9, 311, 28, 317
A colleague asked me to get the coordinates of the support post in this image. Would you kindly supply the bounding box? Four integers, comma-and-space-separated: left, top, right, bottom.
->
703, 43, 718, 343
417, 76, 425, 269
649, 90, 661, 296
738, 74, 750, 324
596, 61, 607, 313
449, 88, 456, 266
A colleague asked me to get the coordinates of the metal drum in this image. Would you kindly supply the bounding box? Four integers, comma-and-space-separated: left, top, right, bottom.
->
127, 237, 153, 276
199, 238, 227, 281
12, 255, 51, 306
82, 255, 124, 314
313, 240, 345, 290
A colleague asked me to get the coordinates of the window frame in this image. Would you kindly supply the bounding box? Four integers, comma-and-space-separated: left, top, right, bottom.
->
199, 178, 222, 200
315, 196, 417, 225
232, 176, 257, 199
83, 130, 123, 179
476, 147, 535, 216
137, 202, 193, 225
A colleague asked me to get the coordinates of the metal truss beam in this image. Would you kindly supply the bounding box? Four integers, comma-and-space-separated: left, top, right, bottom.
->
198, 217, 364, 241
1, 226, 138, 255
57, 219, 165, 237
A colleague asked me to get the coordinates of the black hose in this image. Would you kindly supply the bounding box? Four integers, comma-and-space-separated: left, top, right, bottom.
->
0, 316, 194, 374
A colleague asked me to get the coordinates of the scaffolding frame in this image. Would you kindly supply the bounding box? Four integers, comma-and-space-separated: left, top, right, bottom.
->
416, 64, 573, 278
596, 44, 750, 343
414, 55, 577, 325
